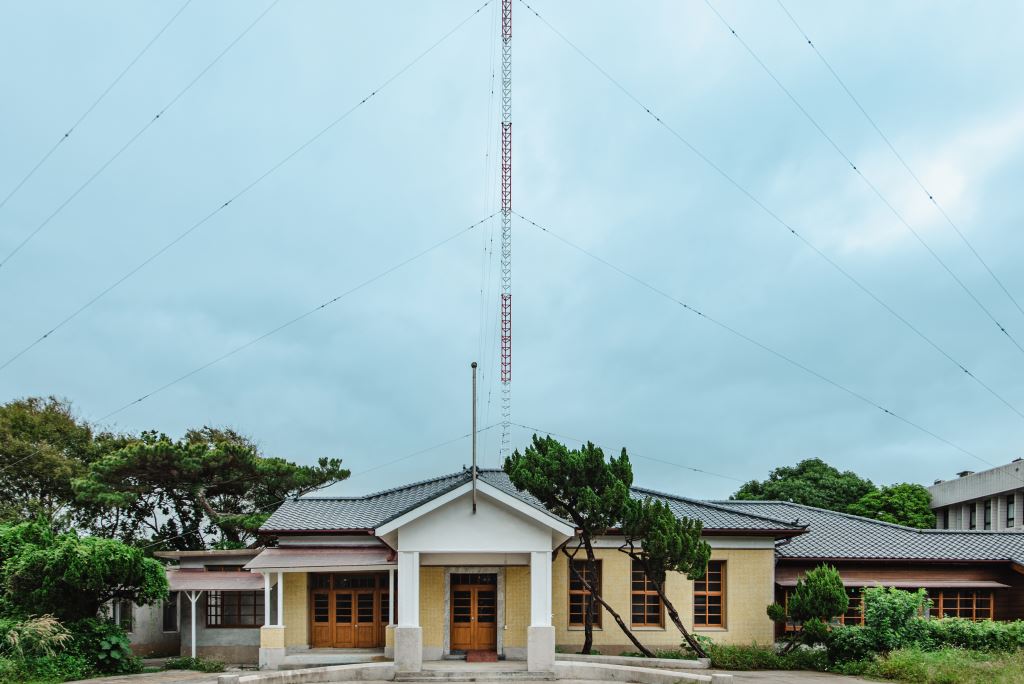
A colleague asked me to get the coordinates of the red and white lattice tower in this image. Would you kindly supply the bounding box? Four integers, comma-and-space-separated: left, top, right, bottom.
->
499, 0, 512, 457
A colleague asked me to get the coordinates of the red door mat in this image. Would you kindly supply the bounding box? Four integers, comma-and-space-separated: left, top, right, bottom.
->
466, 650, 499, 662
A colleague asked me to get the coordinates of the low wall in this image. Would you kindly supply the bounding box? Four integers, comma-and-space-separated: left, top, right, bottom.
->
556, 653, 709, 670
218, 662, 395, 684
554, 661, 732, 684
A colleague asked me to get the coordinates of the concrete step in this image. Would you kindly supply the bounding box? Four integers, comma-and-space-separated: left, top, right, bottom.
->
279, 654, 384, 670
395, 671, 555, 682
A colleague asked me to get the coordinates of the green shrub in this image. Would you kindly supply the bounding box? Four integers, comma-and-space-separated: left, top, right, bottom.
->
706, 643, 826, 671
65, 618, 141, 675
163, 655, 226, 673
825, 624, 874, 664
861, 587, 930, 652
919, 617, 1024, 652
0, 652, 92, 682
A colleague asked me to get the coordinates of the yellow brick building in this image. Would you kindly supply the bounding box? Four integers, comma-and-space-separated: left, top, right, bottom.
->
160, 469, 802, 670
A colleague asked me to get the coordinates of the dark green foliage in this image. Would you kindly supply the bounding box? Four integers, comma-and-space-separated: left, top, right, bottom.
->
733, 458, 936, 529
705, 644, 827, 671
0, 521, 167, 621
74, 426, 349, 548
504, 435, 632, 537
789, 565, 849, 624
732, 458, 874, 512
620, 498, 710, 586
164, 655, 226, 672
846, 484, 935, 529
65, 619, 141, 675
824, 625, 875, 664
504, 435, 634, 655
620, 496, 711, 656
0, 397, 96, 525
917, 617, 1024, 652
0, 652, 92, 682
765, 603, 787, 623
861, 587, 930, 652
767, 565, 848, 653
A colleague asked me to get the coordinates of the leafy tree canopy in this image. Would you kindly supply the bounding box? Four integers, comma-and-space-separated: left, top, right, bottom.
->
620, 496, 711, 655
504, 434, 632, 537
733, 458, 875, 512
504, 434, 635, 655
767, 564, 849, 651
74, 426, 350, 549
0, 520, 167, 622
0, 397, 96, 524
847, 483, 935, 529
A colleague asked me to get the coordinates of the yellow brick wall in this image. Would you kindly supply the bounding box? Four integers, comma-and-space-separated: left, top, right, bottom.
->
420, 567, 445, 648
504, 566, 530, 648
283, 572, 308, 647
551, 546, 775, 653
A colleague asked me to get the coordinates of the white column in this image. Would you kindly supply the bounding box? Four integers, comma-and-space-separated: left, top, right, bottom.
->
186, 591, 202, 659
264, 573, 271, 626
996, 496, 1006, 531
1015, 491, 1024, 530
389, 568, 396, 625
277, 572, 285, 627
394, 552, 422, 672
962, 503, 972, 530
527, 551, 555, 672
530, 551, 551, 626
397, 552, 420, 626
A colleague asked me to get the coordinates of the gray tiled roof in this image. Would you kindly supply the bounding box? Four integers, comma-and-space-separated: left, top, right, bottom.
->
261, 468, 803, 535
711, 500, 1024, 565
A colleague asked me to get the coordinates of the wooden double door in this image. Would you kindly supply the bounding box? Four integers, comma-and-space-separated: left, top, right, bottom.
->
450, 573, 497, 652
310, 573, 388, 648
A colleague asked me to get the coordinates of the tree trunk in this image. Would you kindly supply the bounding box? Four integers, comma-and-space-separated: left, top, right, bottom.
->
654, 580, 707, 658
563, 546, 654, 657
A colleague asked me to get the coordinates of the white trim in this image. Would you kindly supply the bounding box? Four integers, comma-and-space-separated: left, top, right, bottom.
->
376, 481, 574, 537
249, 564, 396, 574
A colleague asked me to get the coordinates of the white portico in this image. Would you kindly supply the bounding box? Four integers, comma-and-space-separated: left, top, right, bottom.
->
375, 478, 573, 672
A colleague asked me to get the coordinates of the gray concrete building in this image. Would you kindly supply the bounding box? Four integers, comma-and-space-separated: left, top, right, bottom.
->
929, 460, 1024, 531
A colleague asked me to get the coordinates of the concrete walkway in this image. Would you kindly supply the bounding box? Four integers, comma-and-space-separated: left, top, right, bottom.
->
68, 667, 872, 684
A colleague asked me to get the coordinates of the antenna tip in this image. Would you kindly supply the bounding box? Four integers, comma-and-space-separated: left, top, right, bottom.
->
471, 361, 478, 368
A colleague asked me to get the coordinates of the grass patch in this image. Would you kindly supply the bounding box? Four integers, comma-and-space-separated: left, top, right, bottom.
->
163, 655, 226, 673
838, 648, 1024, 683
619, 649, 696, 660
706, 644, 826, 671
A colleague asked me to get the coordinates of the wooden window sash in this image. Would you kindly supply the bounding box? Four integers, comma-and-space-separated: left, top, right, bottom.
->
206, 591, 265, 628
568, 559, 602, 628
693, 561, 725, 628
630, 560, 663, 627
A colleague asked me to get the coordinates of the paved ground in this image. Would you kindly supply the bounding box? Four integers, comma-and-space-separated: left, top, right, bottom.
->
69, 672, 872, 684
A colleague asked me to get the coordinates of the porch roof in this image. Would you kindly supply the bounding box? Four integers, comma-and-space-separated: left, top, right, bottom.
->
166, 568, 266, 591
243, 546, 395, 573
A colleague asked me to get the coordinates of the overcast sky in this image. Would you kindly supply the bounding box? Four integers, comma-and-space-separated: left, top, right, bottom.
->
2, 0, 1023, 500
